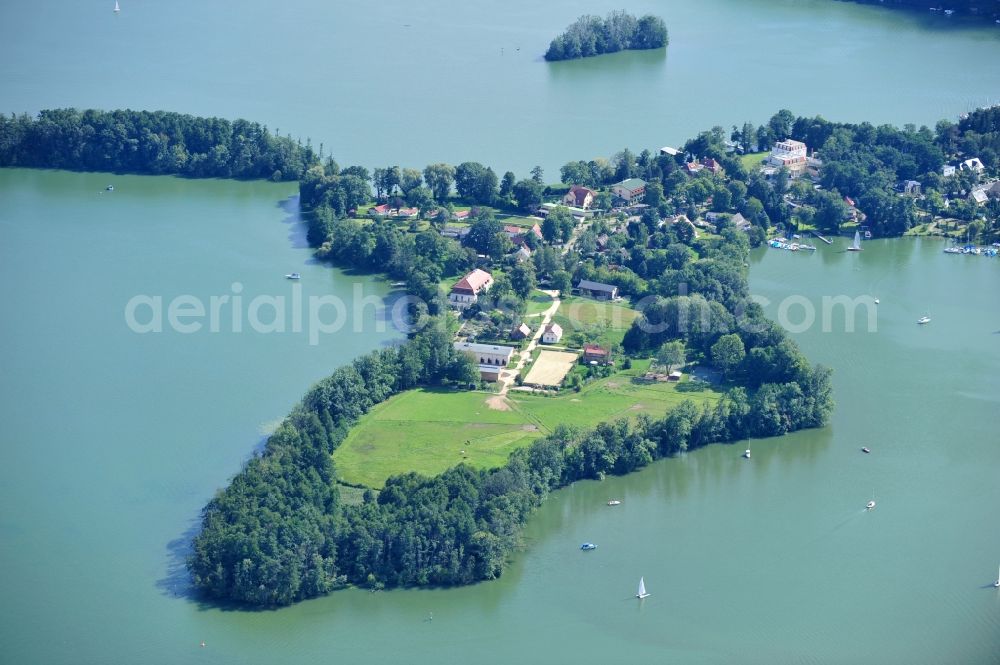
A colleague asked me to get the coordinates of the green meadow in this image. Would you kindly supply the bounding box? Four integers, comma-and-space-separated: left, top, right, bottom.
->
333, 361, 721, 488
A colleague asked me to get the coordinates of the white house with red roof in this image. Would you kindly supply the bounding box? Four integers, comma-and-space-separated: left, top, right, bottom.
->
541, 322, 563, 344
448, 269, 494, 309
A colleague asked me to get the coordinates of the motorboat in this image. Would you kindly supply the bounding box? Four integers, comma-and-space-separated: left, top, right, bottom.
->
285, 273, 301, 280
580, 542, 597, 551
861, 447, 871, 454
607, 499, 621, 506
917, 316, 930, 324
106, 184, 114, 191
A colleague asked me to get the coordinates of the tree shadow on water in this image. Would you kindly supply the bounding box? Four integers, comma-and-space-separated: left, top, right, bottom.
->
278, 194, 310, 251
156, 435, 286, 612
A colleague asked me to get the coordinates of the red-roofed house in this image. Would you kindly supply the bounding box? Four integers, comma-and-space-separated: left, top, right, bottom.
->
449, 269, 494, 309
702, 158, 724, 176
562, 185, 596, 210
453, 210, 471, 221
583, 344, 610, 364
369, 204, 391, 216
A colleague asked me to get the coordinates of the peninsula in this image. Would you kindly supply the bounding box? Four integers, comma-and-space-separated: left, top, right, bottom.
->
2, 105, 998, 607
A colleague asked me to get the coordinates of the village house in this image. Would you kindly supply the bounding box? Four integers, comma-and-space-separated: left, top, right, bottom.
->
582, 344, 610, 365
730, 212, 752, 232
368, 204, 419, 218
453, 341, 515, 382
659, 146, 681, 157
440, 225, 470, 240
513, 246, 532, 262
684, 161, 704, 176
969, 181, 1000, 205
611, 178, 647, 205
510, 322, 531, 341
961, 157, 985, 173
942, 164, 957, 177
701, 157, 724, 176
562, 185, 597, 210
541, 322, 563, 344
766, 139, 809, 176
448, 268, 494, 309
577, 279, 619, 300
899, 180, 922, 195
452, 210, 471, 221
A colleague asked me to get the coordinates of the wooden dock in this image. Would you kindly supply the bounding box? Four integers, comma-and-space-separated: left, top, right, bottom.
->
813, 232, 832, 245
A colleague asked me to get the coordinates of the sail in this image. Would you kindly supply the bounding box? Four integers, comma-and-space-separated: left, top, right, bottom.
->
637, 577, 648, 598
851, 231, 861, 250
114, 0, 120, 11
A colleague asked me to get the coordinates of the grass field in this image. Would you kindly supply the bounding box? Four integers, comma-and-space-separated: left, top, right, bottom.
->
333, 361, 721, 488
551, 296, 639, 348
739, 151, 768, 173
524, 290, 554, 317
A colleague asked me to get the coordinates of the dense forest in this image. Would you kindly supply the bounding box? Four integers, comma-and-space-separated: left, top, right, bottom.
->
544, 11, 668, 61
0, 109, 317, 180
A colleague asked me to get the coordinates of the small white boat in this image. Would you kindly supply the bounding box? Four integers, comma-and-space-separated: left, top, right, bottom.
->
847, 230, 863, 251
861, 447, 871, 454
994, 565, 999, 588
580, 542, 597, 551
285, 273, 301, 280
113, 0, 120, 12
866, 490, 876, 510
917, 316, 930, 324
636, 577, 650, 599
607, 499, 621, 506
873, 298, 879, 305
106, 184, 114, 191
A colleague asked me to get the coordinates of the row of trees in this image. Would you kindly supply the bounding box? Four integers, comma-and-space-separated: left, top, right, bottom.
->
544, 11, 668, 61
0, 109, 317, 180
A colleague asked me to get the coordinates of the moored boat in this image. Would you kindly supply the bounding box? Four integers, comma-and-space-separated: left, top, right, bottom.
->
580, 542, 597, 551
285, 272, 301, 280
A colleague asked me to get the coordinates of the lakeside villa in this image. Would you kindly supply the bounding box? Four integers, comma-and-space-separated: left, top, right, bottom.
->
453, 341, 515, 382
611, 178, 646, 205
448, 269, 494, 309
766, 139, 809, 176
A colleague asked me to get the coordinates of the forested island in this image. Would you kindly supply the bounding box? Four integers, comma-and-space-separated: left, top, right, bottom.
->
544, 11, 668, 61
3, 104, 999, 606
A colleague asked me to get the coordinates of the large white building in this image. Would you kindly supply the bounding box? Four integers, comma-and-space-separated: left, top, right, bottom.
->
453, 342, 515, 382
767, 139, 808, 176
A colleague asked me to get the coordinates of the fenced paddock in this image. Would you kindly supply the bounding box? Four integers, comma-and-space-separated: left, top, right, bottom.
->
523, 350, 578, 387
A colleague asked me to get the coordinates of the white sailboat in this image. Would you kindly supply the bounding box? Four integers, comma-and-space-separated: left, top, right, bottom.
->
994, 565, 999, 588
114, 0, 120, 12
744, 438, 751, 459
636, 577, 650, 599
847, 230, 863, 251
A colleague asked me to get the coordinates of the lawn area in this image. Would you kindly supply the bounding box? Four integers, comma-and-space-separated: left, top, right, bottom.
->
334, 388, 543, 488
524, 290, 554, 317
332, 363, 723, 488
551, 296, 639, 348
497, 214, 543, 228
739, 151, 768, 173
